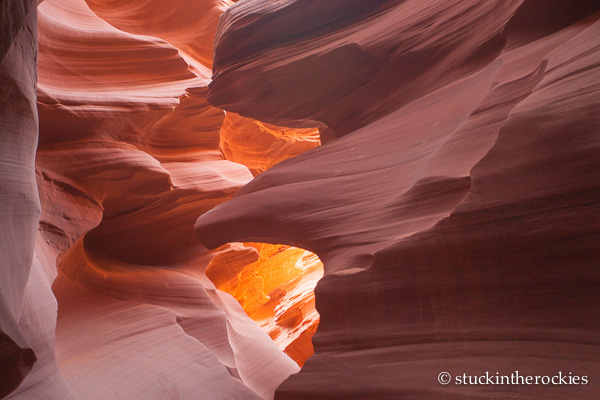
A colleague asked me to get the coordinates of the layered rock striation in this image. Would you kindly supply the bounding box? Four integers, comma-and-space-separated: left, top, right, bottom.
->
1, 0, 599, 399
4, 0, 322, 399
197, 1, 600, 398
1, 1, 43, 397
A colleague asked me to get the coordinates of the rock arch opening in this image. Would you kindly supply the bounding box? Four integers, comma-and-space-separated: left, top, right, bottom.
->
207, 242, 323, 367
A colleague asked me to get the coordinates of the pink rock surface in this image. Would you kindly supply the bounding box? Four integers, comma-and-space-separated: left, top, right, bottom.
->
1, 1, 43, 397
1, 0, 599, 399
84, 0, 231, 71
196, 2, 600, 399
208, 0, 523, 134
4, 0, 306, 398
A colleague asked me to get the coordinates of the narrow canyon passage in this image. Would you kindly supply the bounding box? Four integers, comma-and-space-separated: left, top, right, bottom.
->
5, 0, 326, 399
1, 0, 599, 399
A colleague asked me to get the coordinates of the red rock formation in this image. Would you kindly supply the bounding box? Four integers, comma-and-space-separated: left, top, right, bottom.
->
1, 1, 46, 397
1, 0, 599, 399
208, 0, 523, 134
209, 243, 323, 366
84, 0, 230, 71
220, 113, 320, 176
4, 0, 315, 398
197, 1, 600, 399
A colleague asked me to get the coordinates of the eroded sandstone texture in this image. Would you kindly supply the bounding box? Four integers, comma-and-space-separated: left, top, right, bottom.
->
197, 0, 600, 399
4, 0, 323, 399
1, 0, 599, 399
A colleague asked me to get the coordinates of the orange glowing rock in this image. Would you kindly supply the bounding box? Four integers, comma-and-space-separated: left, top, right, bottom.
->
220, 112, 321, 176
208, 243, 323, 366
84, 0, 231, 71
196, 5, 600, 397
19, 1, 306, 398
4, 0, 598, 399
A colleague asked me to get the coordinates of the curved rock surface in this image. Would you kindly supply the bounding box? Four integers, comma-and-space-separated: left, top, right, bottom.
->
197, 1, 600, 399
209, 243, 323, 366
5, 0, 319, 398
1, 1, 42, 397
84, 0, 230, 72
1, 0, 599, 399
220, 113, 320, 176
208, 0, 523, 134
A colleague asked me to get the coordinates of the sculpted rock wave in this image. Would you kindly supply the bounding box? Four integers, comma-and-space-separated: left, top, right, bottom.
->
5, 0, 313, 399
197, 1, 600, 398
1, 0, 598, 399
208, 0, 523, 135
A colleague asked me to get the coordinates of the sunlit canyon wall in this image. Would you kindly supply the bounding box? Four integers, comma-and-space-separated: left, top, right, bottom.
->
1, 0, 599, 399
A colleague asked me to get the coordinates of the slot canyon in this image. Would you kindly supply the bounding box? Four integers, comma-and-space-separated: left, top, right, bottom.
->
1, 0, 599, 399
